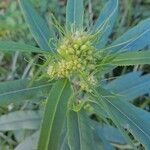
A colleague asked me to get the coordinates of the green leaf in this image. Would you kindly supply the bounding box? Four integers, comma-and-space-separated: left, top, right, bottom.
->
92, 0, 118, 48
112, 51, 150, 66
19, 0, 55, 51
88, 120, 115, 150
67, 109, 95, 150
90, 102, 108, 118
133, 107, 150, 126
37, 79, 72, 150
94, 124, 126, 145
96, 88, 150, 150
0, 111, 42, 131
0, 79, 52, 106
66, 0, 84, 32
0, 41, 44, 53
15, 131, 39, 150
59, 122, 70, 150
110, 18, 150, 53
105, 72, 150, 101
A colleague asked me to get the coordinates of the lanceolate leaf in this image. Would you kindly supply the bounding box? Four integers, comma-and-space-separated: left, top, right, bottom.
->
0, 79, 52, 106
19, 0, 55, 51
0, 111, 42, 131
37, 79, 72, 150
0, 41, 44, 53
66, 0, 84, 31
105, 72, 150, 101
112, 51, 150, 66
110, 18, 150, 53
96, 88, 150, 150
88, 120, 116, 150
92, 0, 118, 48
67, 109, 95, 150
93, 123, 126, 145
15, 131, 40, 150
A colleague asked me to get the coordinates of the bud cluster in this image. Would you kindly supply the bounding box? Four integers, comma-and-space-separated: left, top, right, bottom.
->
47, 32, 98, 91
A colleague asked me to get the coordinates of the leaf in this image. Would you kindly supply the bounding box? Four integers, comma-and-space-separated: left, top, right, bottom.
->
92, 0, 118, 48
112, 51, 150, 66
19, 0, 55, 51
110, 18, 150, 53
67, 109, 95, 150
93, 133, 115, 150
85, 119, 116, 150
59, 121, 70, 150
66, 0, 84, 31
105, 72, 150, 101
105, 72, 142, 92
94, 124, 126, 145
0, 41, 44, 53
37, 79, 72, 150
96, 87, 150, 150
15, 131, 39, 150
90, 102, 108, 118
0, 79, 52, 106
0, 111, 42, 131
133, 107, 150, 126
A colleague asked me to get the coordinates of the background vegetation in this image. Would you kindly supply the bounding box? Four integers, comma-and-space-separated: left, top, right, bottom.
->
0, 0, 150, 149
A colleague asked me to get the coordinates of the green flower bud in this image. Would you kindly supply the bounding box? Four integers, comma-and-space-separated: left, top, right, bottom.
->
88, 50, 93, 55
73, 59, 78, 65
78, 58, 82, 62
68, 48, 74, 54
60, 45, 67, 51
77, 63, 82, 69
47, 66, 54, 76
81, 45, 88, 51
76, 38, 82, 45
86, 41, 91, 46
76, 50, 81, 55
73, 44, 79, 49
87, 56, 93, 61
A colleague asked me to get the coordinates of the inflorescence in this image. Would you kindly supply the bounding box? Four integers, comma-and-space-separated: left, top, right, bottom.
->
47, 32, 98, 91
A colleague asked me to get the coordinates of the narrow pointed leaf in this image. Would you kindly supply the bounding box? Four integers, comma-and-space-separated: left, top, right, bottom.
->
87, 119, 116, 150
96, 88, 150, 150
110, 18, 150, 53
0, 41, 44, 53
37, 79, 72, 150
19, 0, 55, 51
112, 51, 150, 66
92, 0, 118, 48
15, 131, 39, 150
0, 111, 42, 131
94, 124, 126, 145
0, 79, 52, 106
105, 72, 150, 101
67, 109, 95, 150
66, 0, 84, 31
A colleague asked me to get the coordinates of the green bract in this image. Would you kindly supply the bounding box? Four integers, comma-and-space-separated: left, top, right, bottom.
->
0, 0, 150, 150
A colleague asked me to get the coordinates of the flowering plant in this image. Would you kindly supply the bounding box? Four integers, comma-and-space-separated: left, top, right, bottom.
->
0, 0, 150, 149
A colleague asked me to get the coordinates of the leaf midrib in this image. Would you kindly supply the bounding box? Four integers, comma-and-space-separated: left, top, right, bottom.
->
0, 83, 51, 97
103, 96, 150, 141
114, 57, 150, 62
77, 112, 81, 150
118, 26, 150, 52
119, 80, 150, 94
46, 80, 67, 149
